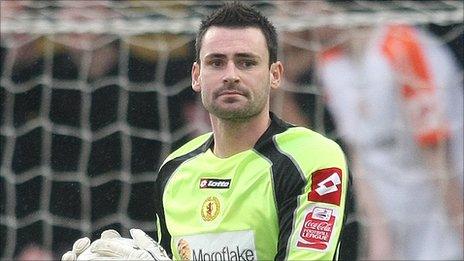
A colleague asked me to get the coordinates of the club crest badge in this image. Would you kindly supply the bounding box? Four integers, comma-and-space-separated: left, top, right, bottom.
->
201, 196, 220, 221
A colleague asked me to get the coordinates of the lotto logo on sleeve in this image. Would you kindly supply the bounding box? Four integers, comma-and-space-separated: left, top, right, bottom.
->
308, 167, 342, 206
296, 206, 337, 251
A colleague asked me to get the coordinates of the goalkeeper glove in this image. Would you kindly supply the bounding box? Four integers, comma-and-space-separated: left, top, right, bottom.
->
62, 229, 170, 261
90, 228, 170, 260
62, 229, 124, 261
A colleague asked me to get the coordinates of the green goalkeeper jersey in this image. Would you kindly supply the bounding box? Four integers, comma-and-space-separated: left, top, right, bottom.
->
154, 113, 349, 260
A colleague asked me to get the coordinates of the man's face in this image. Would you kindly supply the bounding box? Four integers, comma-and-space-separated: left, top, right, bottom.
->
192, 26, 282, 121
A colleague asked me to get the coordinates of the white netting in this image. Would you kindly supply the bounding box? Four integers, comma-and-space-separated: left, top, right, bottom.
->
1, 0, 463, 259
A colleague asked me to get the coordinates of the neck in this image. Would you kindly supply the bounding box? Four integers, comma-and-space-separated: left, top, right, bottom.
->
210, 110, 271, 158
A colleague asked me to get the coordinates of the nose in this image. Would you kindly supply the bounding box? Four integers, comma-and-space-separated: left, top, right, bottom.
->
222, 61, 240, 84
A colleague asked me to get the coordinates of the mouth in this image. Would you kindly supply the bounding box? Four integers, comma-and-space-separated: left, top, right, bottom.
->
215, 88, 247, 99
219, 90, 243, 96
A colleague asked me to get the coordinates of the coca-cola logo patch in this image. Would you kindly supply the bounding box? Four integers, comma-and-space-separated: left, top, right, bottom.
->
308, 167, 342, 206
296, 206, 337, 251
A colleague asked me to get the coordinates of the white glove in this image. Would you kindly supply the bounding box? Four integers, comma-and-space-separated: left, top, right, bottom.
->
62, 229, 122, 261
89, 228, 171, 260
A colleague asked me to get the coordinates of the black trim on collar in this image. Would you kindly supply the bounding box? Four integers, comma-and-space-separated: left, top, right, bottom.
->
254, 112, 294, 150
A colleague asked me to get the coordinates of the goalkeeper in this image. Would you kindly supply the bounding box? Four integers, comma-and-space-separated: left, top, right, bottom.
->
62, 2, 350, 260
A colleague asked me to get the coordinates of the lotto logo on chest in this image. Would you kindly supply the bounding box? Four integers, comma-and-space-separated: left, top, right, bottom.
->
296, 206, 338, 251
199, 178, 231, 189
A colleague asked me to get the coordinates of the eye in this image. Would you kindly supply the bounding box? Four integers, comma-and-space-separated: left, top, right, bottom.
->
208, 59, 224, 68
238, 59, 257, 69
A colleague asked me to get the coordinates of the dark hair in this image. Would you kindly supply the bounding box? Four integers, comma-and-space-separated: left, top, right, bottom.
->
195, 2, 278, 66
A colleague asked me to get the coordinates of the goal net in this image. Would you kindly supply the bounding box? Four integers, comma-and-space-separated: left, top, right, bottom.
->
1, 0, 463, 259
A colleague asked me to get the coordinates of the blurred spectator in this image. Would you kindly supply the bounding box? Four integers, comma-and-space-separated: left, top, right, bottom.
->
271, 1, 464, 260
315, 21, 463, 260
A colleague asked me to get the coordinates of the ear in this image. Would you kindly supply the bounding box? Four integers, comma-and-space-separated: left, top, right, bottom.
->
191, 62, 201, 92
269, 61, 284, 90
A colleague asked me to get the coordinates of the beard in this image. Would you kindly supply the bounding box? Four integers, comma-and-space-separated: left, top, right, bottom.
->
202, 83, 269, 121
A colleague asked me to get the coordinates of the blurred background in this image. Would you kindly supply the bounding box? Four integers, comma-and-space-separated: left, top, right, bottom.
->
1, 0, 462, 260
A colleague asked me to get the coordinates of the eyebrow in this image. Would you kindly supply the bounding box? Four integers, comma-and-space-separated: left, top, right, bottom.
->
204, 52, 261, 60
235, 53, 260, 60
204, 53, 227, 60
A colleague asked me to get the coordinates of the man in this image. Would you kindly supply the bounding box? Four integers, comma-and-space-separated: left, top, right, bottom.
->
316, 23, 463, 259
62, 3, 350, 260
